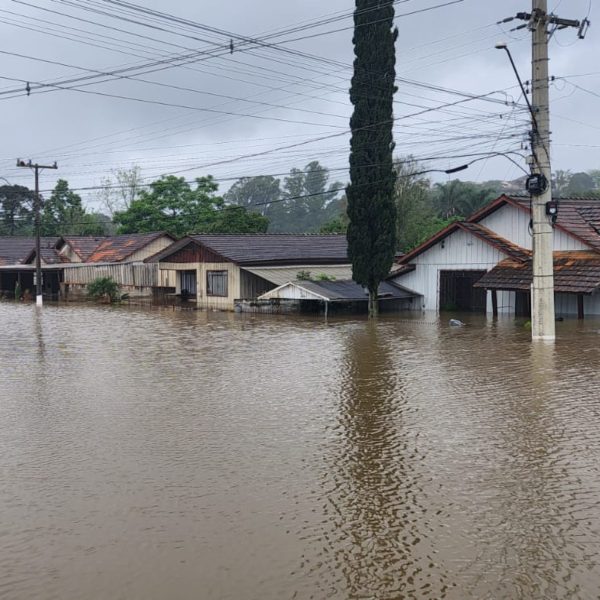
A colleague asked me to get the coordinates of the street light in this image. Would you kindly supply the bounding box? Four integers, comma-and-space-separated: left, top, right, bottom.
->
495, 43, 538, 127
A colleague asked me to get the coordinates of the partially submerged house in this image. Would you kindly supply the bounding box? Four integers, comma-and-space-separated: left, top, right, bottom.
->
390, 194, 600, 318
147, 234, 351, 310
0, 237, 61, 297
258, 279, 420, 314
56, 232, 176, 300
0, 232, 177, 301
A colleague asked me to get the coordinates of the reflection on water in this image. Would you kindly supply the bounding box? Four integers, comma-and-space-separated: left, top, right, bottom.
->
0, 304, 600, 600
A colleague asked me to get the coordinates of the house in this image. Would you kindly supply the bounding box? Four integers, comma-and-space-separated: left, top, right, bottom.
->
0, 237, 61, 298
1, 232, 177, 301
389, 195, 600, 318
147, 234, 351, 310
55, 232, 176, 300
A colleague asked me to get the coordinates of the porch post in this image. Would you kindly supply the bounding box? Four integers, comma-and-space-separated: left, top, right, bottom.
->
577, 294, 584, 320
491, 290, 498, 318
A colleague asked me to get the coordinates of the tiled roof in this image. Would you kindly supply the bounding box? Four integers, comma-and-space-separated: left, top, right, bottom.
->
0, 237, 58, 266
398, 221, 529, 265
87, 232, 171, 263
469, 194, 600, 252
474, 251, 600, 295
38, 243, 66, 264
61, 236, 107, 261
151, 234, 349, 266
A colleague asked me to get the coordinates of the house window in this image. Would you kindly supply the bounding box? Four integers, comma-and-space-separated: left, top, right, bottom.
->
207, 270, 228, 297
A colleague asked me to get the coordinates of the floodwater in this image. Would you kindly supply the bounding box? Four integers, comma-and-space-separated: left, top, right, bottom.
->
1, 303, 600, 600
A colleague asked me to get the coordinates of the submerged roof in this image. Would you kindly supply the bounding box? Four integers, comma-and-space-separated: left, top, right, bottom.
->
259, 279, 420, 302
474, 251, 600, 295
87, 232, 171, 263
242, 265, 353, 286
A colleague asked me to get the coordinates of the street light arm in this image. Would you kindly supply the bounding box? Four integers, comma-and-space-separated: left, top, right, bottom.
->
496, 44, 539, 132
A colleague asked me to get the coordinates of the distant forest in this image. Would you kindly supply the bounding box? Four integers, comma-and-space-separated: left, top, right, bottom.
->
2, 160, 599, 253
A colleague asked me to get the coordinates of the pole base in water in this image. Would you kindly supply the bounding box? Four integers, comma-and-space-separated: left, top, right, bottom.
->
532, 334, 555, 342
36, 295, 43, 307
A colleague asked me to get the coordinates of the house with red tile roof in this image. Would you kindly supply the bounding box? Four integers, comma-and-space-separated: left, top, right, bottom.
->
1, 233, 177, 301
389, 194, 600, 318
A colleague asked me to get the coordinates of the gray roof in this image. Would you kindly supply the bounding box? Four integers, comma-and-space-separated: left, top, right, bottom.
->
260, 279, 420, 302
0, 237, 59, 266
242, 265, 353, 286
190, 234, 348, 265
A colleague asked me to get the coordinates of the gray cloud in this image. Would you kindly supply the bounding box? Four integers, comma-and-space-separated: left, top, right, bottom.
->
0, 0, 597, 208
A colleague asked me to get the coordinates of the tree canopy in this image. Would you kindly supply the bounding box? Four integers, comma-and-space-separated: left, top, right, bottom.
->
41, 179, 109, 236
0, 184, 34, 236
224, 161, 343, 233
113, 175, 268, 236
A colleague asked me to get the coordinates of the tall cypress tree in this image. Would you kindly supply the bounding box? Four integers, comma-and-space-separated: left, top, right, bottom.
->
346, 0, 398, 317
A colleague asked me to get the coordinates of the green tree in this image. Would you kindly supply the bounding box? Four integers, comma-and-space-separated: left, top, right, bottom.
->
87, 276, 120, 303
587, 170, 600, 190
114, 175, 267, 237
432, 180, 496, 220
565, 172, 595, 196
223, 175, 281, 217
346, 0, 398, 317
268, 162, 343, 232
320, 194, 349, 233
207, 206, 268, 233
0, 185, 34, 235
394, 157, 439, 251
41, 179, 91, 236
552, 169, 572, 196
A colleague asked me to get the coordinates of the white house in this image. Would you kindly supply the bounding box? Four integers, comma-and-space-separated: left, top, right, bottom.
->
390, 194, 600, 318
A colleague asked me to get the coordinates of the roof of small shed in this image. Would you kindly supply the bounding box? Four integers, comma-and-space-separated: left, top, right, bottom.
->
259, 279, 420, 302
242, 265, 353, 286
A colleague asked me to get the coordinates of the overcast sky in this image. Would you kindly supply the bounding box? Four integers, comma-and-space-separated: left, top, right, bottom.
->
0, 0, 597, 209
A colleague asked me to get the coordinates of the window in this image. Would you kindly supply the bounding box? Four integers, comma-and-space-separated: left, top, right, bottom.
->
207, 270, 228, 297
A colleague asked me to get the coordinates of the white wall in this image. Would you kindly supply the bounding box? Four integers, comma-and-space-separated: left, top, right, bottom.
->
392, 228, 508, 311
555, 291, 600, 316
479, 205, 588, 251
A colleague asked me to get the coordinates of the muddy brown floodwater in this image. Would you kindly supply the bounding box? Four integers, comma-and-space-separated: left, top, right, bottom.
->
1, 302, 600, 599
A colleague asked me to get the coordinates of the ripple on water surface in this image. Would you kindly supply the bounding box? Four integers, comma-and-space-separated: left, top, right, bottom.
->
0, 303, 600, 599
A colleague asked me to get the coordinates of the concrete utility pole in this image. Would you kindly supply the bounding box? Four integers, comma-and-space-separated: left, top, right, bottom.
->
16, 159, 58, 307
501, 2, 589, 341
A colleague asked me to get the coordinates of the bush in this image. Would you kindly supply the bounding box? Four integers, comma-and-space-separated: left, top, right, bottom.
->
87, 276, 121, 302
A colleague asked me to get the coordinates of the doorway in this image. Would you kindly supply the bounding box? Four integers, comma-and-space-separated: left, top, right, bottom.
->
439, 270, 487, 313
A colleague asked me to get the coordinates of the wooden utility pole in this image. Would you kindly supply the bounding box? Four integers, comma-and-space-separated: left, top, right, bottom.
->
16, 159, 58, 306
